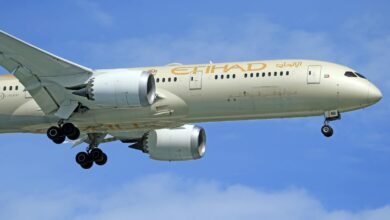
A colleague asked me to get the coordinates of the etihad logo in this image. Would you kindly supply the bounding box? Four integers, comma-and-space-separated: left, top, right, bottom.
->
276, 61, 302, 68
171, 63, 267, 75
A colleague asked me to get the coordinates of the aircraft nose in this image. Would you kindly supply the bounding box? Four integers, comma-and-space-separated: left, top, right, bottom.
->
368, 84, 382, 104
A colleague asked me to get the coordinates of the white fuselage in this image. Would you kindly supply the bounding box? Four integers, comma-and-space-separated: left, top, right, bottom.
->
0, 60, 382, 135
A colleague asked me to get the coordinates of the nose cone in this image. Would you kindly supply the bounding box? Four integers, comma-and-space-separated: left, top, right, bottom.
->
368, 84, 382, 104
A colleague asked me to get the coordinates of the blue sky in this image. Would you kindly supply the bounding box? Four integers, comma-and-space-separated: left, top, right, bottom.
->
0, 0, 389, 219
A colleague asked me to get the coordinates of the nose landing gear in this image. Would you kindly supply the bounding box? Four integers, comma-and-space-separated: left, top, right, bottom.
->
321, 110, 340, 138
321, 124, 334, 137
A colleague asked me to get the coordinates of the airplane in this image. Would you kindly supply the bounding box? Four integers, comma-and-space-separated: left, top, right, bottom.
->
0, 30, 382, 169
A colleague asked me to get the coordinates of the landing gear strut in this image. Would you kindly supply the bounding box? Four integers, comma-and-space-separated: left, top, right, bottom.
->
321, 110, 340, 138
46, 122, 81, 144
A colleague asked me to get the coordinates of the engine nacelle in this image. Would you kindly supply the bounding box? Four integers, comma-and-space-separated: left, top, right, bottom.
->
73, 70, 156, 108
145, 125, 206, 161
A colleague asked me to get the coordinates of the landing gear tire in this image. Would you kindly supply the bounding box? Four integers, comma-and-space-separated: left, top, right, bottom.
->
75, 152, 93, 169
76, 152, 89, 164
47, 126, 66, 144
90, 148, 103, 161
67, 128, 80, 140
80, 161, 93, 169
95, 153, 107, 166
62, 123, 75, 135
47, 126, 62, 140
52, 135, 66, 144
321, 125, 334, 137
62, 123, 80, 140
90, 148, 108, 166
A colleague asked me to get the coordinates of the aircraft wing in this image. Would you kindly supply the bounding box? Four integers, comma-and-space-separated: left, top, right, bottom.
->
0, 30, 92, 118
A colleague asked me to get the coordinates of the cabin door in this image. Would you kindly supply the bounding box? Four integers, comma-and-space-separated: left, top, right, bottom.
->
189, 71, 203, 90
307, 65, 322, 84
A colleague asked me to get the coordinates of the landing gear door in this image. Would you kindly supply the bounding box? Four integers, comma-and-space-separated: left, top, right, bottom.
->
307, 65, 322, 84
189, 71, 203, 90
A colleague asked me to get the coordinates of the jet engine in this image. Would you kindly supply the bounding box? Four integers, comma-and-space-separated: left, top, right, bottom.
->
71, 70, 156, 108
143, 125, 206, 161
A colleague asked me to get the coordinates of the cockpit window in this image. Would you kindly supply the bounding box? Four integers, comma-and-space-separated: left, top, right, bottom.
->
355, 72, 366, 79
344, 71, 357, 77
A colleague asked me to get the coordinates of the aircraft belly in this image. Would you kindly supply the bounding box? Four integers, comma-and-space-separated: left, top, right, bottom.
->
70, 108, 184, 133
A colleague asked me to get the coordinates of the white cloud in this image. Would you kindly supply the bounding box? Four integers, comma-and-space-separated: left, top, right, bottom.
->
0, 174, 388, 220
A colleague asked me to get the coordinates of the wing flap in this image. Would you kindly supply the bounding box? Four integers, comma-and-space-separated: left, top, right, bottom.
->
29, 87, 59, 114
13, 66, 59, 114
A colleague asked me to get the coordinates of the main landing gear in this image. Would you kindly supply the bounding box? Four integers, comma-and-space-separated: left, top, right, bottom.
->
75, 148, 107, 169
321, 110, 340, 138
47, 122, 81, 144
47, 122, 107, 169
75, 133, 108, 169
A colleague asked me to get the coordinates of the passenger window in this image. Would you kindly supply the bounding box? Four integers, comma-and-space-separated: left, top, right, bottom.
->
250, 73, 253, 78
215, 75, 218, 80
268, 72, 271, 77
232, 74, 236, 79
162, 78, 166, 82
344, 72, 357, 77
221, 75, 224, 79
227, 74, 230, 79
190, 77, 193, 81
244, 73, 248, 78
168, 78, 171, 82
2, 86, 5, 91
262, 72, 265, 77
274, 72, 277, 76
174, 77, 177, 82
256, 73, 259, 77
156, 78, 160, 83
9, 86, 12, 91
15, 86, 19, 90
280, 71, 283, 76
286, 71, 290, 76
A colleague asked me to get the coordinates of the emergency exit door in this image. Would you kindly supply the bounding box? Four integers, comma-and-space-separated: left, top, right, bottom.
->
307, 65, 322, 84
